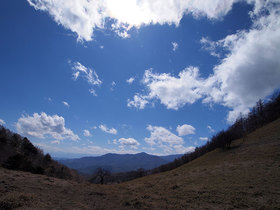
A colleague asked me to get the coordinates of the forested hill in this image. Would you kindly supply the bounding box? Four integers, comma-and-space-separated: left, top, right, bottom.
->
0, 126, 80, 181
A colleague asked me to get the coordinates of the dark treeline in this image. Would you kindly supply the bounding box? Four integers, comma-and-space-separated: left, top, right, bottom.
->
0, 127, 81, 181
89, 167, 147, 184
90, 92, 280, 184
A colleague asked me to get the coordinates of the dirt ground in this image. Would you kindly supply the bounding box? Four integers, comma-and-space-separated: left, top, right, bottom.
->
1, 119, 280, 209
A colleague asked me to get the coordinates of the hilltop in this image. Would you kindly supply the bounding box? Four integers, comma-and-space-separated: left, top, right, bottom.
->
1, 118, 279, 209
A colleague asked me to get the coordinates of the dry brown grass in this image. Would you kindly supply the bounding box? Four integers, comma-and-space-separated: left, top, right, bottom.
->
1, 119, 280, 209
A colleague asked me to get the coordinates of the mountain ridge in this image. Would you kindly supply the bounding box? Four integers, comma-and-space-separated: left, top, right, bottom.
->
58, 152, 182, 174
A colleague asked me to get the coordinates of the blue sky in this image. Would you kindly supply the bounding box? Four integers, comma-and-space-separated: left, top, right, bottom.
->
0, 0, 279, 158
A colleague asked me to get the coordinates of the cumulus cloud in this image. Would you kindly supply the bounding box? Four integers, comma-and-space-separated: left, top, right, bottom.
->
199, 137, 209, 141
0, 118, 5, 125
172, 42, 178, 51
16, 112, 79, 141
176, 124, 195, 136
127, 94, 149, 109
27, 0, 239, 41
126, 77, 135, 84
128, 67, 203, 110
118, 137, 140, 149
129, 1, 280, 123
204, 3, 280, 122
62, 101, 70, 108
99, 124, 117, 134
145, 125, 193, 154
145, 125, 183, 146
83, 129, 91, 137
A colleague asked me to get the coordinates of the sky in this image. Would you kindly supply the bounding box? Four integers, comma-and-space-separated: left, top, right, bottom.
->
0, 0, 280, 158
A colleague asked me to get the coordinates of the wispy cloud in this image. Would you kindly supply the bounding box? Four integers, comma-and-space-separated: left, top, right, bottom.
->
62, 101, 70, 108
71, 61, 102, 86
89, 89, 97, 96
207, 125, 215, 133
200, 37, 221, 57
71, 61, 102, 96
172, 42, 178, 51
110, 81, 116, 91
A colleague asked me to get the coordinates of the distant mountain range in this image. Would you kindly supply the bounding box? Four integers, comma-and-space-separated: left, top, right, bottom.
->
58, 152, 182, 174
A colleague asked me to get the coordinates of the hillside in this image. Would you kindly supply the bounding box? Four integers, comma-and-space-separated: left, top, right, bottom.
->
59, 153, 182, 174
0, 126, 80, 181
1, 118, 279, 209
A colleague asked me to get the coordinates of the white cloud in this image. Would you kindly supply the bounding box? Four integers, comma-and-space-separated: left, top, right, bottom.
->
128, 67, 203, 110
100, 45, 104, 49
27, 0, 239, 41
199, 137, 209, 141
200, 37, 221, 57
176, 124, 195, 136
127, 94, 149, 109
204, 4, 280, 122
113, 139, 117, 144
145, 125, 183, 146
118, 137, 140, 149
83, 129, 91, 137
129, 1, 280, 123
145, 125, 193, 154
172, 42, 178, 51
16, 112, 79, 141
207, 125, 215, 133
173, 145, 195, 154
62, 101, 70, 108
126, 77, 135, 84
110, 81, 116, 91
89, 89, 97, 96
0, 118, 5, 125
71, 61, 102, 86
99, 124, 117, 134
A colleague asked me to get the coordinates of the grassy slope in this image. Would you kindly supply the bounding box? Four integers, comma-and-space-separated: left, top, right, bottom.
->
1, 119, 280, 209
